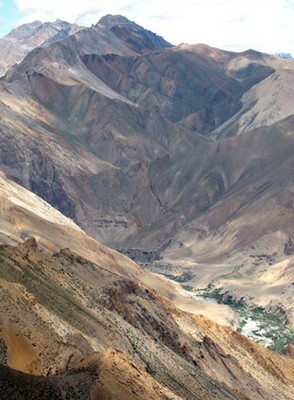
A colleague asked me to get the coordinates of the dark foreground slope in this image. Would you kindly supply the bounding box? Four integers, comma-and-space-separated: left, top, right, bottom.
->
0, 351, 181, 400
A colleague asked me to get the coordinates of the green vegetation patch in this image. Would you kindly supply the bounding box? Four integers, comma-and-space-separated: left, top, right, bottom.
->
184, 286, 294, 352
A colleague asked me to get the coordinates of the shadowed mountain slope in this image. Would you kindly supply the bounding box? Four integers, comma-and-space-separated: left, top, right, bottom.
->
0, 350, 183, 400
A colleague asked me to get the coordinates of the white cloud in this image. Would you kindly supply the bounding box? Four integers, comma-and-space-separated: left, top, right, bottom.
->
13, 0, 294, 54
14, 0, 136, 25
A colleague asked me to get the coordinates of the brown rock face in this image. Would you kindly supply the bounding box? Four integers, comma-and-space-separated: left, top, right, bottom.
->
283, 343, 294, 359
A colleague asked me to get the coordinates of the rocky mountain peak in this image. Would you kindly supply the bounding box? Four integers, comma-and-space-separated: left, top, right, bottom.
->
0, 19, 82, 76
98, 14, 135, 30
4, 19, 77, 42
98, 14, 173, 52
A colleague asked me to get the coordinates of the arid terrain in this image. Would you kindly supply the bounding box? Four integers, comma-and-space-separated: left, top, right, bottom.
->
0, 14, 294, 399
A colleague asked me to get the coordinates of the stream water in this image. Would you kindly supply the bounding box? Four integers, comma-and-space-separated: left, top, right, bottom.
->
145, 267, 294, 352
186, 287, 294, 352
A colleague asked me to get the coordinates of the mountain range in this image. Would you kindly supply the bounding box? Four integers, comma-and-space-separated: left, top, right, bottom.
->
0, 14, 294, 399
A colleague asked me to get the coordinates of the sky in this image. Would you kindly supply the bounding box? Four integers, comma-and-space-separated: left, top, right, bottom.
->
1, 0, 294, 54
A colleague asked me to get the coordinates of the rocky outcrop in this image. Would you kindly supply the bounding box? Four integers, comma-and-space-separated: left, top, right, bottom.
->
119, 248, 160, 262
284, 238, 294, 256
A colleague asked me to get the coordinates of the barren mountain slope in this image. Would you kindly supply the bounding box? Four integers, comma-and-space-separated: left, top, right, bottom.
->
82, 43, 274, 133
213, 65, 294, 137
150, 115, 294, 324
0, 170, 144, 281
